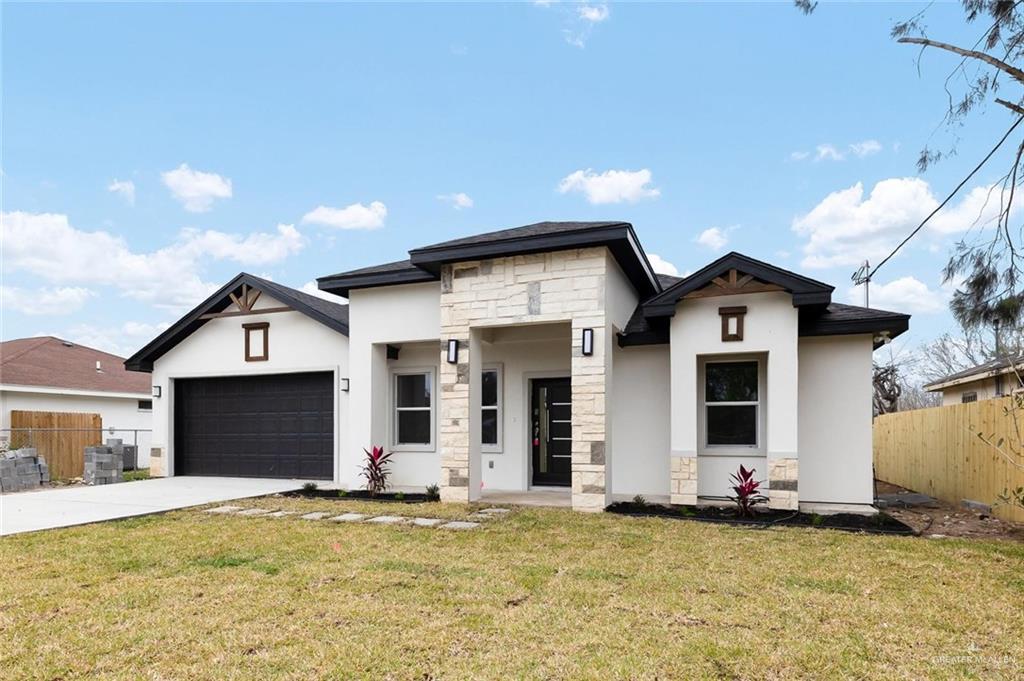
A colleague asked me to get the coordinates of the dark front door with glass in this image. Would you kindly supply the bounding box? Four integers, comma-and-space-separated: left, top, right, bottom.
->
531, 377, 571, 486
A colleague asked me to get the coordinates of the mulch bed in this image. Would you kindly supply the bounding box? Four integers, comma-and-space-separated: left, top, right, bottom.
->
607, 501, 916, 535
285, 489, 434, 504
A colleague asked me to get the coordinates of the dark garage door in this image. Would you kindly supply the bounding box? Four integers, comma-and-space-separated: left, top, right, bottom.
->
174, 372, 334, 479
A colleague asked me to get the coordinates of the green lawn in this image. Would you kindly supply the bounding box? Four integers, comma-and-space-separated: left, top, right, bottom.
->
1, 498, 1021, 680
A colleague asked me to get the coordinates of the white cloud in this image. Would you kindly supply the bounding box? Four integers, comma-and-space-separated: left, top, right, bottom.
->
107, 179, 135, 205
578, 4, 609, 22
788, 151, 811, 162
646, 253, 679, 277
176, 223, 305, 266
792, 178, 1008, 269
1, 211, 307, 312
695, 227, 729, 252
849, 139, 882, 158
558, 168, 660, 204
815, 144, 845, 162
300, 281, 349, 304
161, 163, 232, 212
848, 276, 946, 313
301, 201, 387, 230
1, 286, 95, 316
437, 192, 474, 210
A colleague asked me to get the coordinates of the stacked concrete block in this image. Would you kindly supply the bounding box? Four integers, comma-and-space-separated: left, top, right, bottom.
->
0, 448, 49, 493
105, 439, 138, 471
84, 444, 124, 485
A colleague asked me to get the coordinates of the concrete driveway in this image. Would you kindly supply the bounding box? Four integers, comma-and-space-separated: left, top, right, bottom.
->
0, 477, 309, 536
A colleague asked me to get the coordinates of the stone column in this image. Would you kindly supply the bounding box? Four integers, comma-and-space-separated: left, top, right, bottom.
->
571, 317, 611, 512
439, 337, 470, 502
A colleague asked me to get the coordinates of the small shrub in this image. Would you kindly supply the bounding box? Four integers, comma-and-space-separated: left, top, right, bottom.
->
302, 481, 318, 493
425, 484, 440, 501
632, 494, 647, 507
337, 489, 348, 498
810, 513, 824, 527
394, 491, 405, 501
728, 465, 767, 517
359, 445, 394, 496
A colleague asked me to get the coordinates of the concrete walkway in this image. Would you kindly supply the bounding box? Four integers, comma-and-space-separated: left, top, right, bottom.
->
0, 477, 309, 536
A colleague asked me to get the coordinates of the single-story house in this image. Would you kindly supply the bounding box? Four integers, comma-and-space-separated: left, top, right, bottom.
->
923, 355, 1024, 405
125, 221, 909, 513
1, 337, 153, 465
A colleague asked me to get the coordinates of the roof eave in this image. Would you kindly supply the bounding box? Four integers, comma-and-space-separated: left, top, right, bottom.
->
317, 268, 438, 297
923, 361, 1024, 392
408, 222, 660, 297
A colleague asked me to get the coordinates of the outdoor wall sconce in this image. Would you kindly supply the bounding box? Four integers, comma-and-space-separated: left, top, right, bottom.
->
152, 385, 162, 398
581, 328, 594, 356
447, 338, 459, 364
340, 378, 350, 392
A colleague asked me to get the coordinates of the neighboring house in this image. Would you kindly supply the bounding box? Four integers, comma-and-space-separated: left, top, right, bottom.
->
126, 221, 909, 513
1, 337, 153, 465
923, 355, 1024, 406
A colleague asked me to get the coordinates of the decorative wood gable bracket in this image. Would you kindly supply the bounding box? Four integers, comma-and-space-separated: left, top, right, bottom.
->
199, 284, 292, 319
683, 269, 784, 300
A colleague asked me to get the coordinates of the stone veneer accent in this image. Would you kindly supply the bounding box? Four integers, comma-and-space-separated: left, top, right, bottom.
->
767, 457, 799, 510
669, 455, 697, 506
150, 447, 165, 477
437, 247, 612, 511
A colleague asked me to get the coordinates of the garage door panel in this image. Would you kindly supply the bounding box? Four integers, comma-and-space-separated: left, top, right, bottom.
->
174, 372, 333, 480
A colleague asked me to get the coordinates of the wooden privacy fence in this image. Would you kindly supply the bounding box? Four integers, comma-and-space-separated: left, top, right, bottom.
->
9, 411, 103, 480
873, 396, 1024, 523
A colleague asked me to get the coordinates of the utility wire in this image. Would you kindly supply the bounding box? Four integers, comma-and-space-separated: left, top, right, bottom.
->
866, 114, 1024, 281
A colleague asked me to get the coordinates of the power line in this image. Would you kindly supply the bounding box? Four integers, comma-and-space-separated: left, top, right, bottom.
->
858, 114, 1024, 287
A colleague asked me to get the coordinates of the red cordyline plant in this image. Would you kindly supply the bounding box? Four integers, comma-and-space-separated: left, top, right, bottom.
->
728, 465, 767, 517
360, 445, 393, 496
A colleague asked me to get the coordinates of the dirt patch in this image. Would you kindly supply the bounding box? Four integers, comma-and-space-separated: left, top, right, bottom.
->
876, 480, 1024, 542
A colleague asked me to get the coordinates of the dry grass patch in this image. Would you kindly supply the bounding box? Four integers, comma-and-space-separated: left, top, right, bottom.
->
1, 504, 1021, 679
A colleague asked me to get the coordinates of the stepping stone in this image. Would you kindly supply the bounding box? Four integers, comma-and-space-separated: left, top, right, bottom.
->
411, 517, 444, 527
365, 515, 407, 525
266, 510, 298, 518
439, 521, 480, 530
479, 508, 510, 514
237, 508, 272, 517
300, 512, 331, 520
204, 505, 242, 514
466, 513, 492, 520
329, 513, 367, 523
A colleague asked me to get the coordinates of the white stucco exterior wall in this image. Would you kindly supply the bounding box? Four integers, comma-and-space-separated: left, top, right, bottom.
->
0, 387, 153, 466
149, 294, 349, 479
797, 335, 874, 505
610, 345, 670, 499
346, 282, 441, 489
669, 291, 799, 498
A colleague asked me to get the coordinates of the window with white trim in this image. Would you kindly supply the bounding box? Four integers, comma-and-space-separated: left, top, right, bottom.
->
393, 370, 434, 449
482, 366, 502, 452
704, 360, 759, 447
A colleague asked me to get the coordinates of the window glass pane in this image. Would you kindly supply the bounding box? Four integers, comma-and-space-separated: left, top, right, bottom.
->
705, 362, 758, 402
481, 408, 498, 445
706, 405, 756, 445
396, 373, 430, 408
397, 410, 431, 444
482, 370, 498, 407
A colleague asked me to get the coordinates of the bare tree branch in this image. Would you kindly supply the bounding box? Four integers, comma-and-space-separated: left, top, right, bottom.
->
996, 97, 1024, 114
898, 36, 1024, 85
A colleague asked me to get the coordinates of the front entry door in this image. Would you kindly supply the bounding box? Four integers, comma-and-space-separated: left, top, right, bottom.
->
531, 377, 571, 486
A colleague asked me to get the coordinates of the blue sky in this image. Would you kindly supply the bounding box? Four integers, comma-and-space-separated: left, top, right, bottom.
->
3, 1, 1016, 358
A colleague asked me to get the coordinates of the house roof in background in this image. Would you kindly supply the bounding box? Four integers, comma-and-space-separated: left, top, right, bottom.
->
125, 272, 349, 373
923, 354, 1024, 392
319, 220, 663, 299
0, 336, 151, 394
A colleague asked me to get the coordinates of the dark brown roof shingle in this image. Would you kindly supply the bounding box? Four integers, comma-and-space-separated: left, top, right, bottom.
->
1, 337, 151, 394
